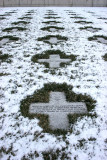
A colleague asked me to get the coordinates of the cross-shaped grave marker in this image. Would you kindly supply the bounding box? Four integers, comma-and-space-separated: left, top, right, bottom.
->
29, 92, 87, 130
38, 54, 71, 68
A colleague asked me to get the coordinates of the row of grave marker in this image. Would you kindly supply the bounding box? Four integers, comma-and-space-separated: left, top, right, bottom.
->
29, 10, 88, 130
0, 10, 107, 45
1, 10, 99, 130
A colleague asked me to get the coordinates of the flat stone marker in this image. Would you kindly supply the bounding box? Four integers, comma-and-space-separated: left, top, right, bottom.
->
95, 37, 107, 44
48, 37, 59, 44
38, 54, 71, 68
0, 38, 9, 46
49, 22, 59, 25
86, 28, 100, 32
49, 28, 57, 32
29, 92, 87, 130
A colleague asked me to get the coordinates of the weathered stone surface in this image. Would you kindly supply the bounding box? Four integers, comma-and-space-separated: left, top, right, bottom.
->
38, 54, 71, 68
1, 0, 107, 7
29, 92, 87, 130
4, 0, 19, 6
73, 0, 92, 6
93, 0, 107, 7
0, 0, 3, 6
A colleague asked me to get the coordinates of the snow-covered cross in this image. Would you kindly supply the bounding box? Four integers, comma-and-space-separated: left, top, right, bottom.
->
38, 54, 71, 68
29, 92, 87, 130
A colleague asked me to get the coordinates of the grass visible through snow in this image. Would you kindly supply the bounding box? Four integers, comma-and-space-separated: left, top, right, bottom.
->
0, 7, 107, 160
20, 83, 96, 135
31, 49, 77, 68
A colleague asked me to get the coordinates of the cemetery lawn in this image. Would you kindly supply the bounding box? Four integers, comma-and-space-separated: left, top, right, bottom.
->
0, 7, 107, 160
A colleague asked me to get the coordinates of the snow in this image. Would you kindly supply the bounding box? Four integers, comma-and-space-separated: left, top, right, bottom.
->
0, 7, 107, 160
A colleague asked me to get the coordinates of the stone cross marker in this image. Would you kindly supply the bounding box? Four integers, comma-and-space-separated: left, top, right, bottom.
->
29, 92, 87, 130
38, 54, 71, 68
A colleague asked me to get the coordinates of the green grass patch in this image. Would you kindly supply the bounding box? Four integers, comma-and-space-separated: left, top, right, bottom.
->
45, 13, 58, 16
42, 149, 69, 160
12, 21, 30, 25
0, 13, 11, 17
0, 72, 10, 76
0, 17, 6, 20
32, 50, 77, 59
37, 35, 68, 45
40, 26, 64, 32
44, 69, 58, 75
42, 20, 61, 24
0, 36, 19, 41
20, 83, 96, 135
31, 50, 77, 68
0, 15, 6, 20
44, 16, 60, 19
0, 54, 12, 63
24, 13, 32, 16
46, 10, 55, 13
98, 17, 107, 20
0, 146, 14, 156
18, 17, 32, 20
2, 27, 27, 32
102, 53, 107, 61
75, 20, 93, 24
3, 13, 11, 16
27, 10, 35, 13
79, 26, 101, 31
88, 35, 107, 43
0, 15, 6, 17
70, 16, 85, 19
68, 13, 78, 16
0, 51, 12, 63
6, 11, 16, 14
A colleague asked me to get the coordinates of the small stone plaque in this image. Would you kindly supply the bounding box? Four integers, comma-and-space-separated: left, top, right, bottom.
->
30, 104, 86, 113
38, 54, 71, 68
29, 92, 87, 130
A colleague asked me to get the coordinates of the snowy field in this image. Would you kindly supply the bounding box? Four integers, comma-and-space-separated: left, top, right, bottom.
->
0, 7, 107, 160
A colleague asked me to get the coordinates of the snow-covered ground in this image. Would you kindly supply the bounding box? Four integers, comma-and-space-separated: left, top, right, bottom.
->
0, 7, 107, 160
